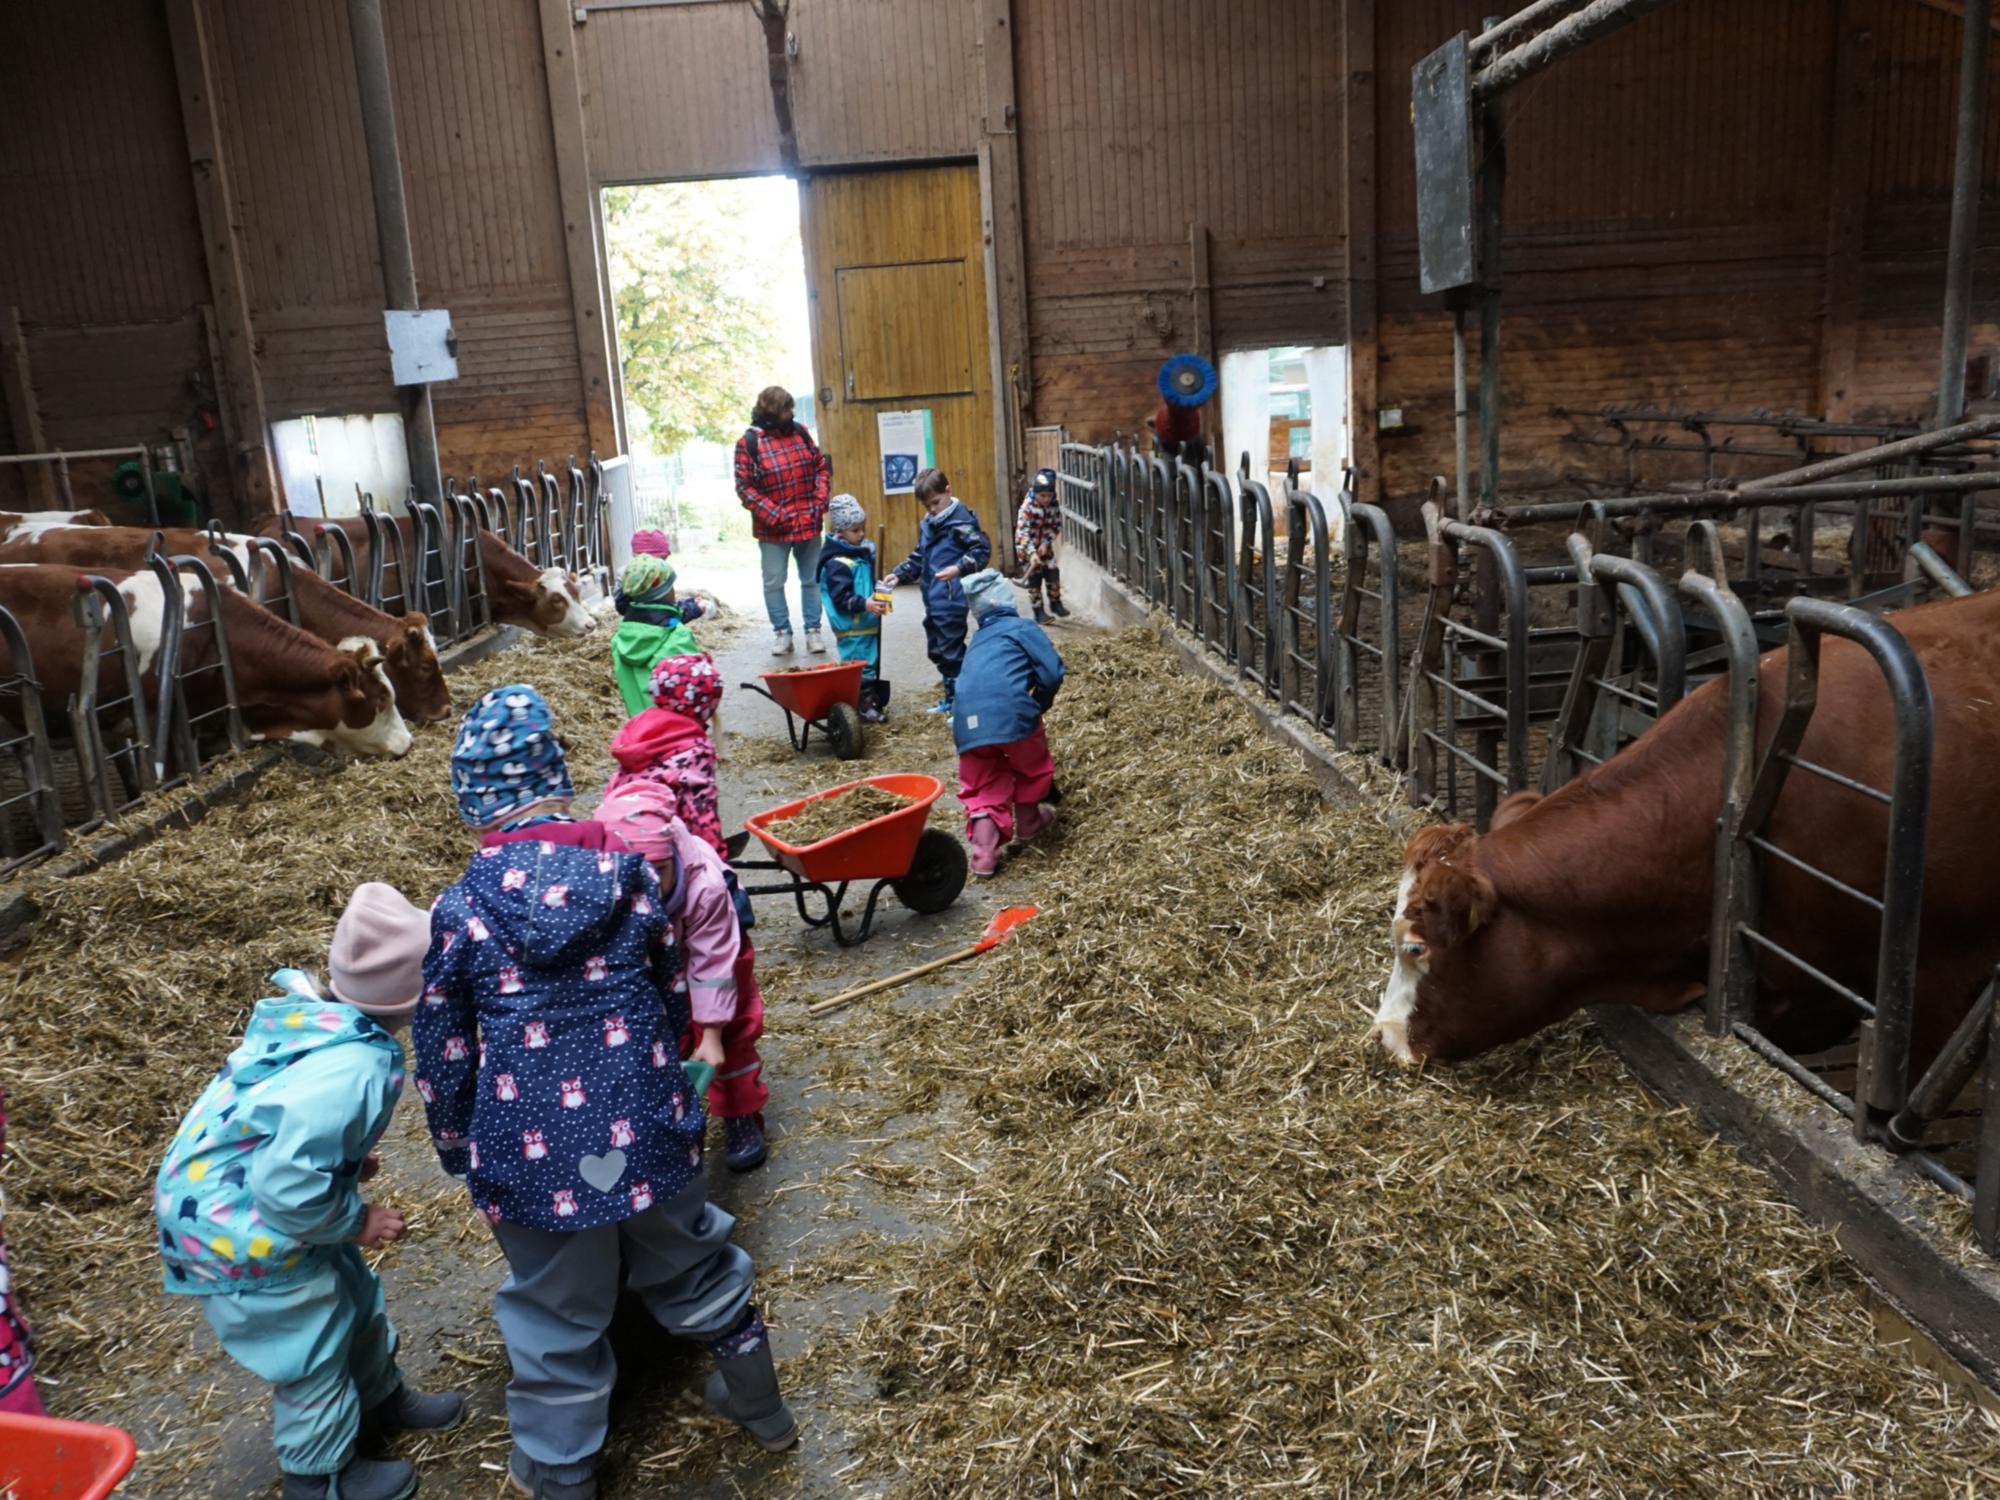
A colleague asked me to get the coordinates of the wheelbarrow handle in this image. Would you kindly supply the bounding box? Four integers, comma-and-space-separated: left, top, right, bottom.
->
737, 681, 780, 706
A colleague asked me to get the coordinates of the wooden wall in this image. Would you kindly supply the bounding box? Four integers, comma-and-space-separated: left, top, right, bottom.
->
3, 1, 1997, 532
1370, 0, 2000, 516
0, 0, 592, 523
578, 0, 981, 183
206, 0, 589, 495
0, 1, 211, 508
1012, 0, 1349, 443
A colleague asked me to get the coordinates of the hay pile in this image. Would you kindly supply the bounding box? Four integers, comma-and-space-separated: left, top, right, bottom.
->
0, 631, 623, 1413
769, 783, 913, 846
832, 626, 1998, 1496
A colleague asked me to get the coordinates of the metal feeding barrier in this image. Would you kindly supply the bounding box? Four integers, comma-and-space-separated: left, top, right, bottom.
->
1057, 435, 2000, 1253
0, 605, 65, 877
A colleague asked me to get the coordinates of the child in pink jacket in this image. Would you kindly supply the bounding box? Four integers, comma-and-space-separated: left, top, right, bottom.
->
605, 654, 725, 857
595, 783, 771, 1172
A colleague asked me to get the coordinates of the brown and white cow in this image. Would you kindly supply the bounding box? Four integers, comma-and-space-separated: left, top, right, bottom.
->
0, 562, 412, 757
1375, 586, 2000, 1081
0, 525, 453, 724
0, 509, 112, 539
253, 514, 597, 638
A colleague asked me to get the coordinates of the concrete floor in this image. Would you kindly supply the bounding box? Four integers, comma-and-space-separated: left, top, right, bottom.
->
166, 556, 1086, 1498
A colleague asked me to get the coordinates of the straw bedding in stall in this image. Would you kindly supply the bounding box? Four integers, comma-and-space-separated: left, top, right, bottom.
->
825, 628, 1998, 1497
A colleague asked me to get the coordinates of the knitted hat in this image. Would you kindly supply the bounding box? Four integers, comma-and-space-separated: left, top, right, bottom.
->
649, 652, 723, 724
328, 882, 430, 1018
1032, 467, 1057, 494
620, 554, 676, 604
596, 783, 685, 865
450, 684, 575, 828
827, 493, 866, 532
630, 529, 672, 559
960, 568, 1016, 618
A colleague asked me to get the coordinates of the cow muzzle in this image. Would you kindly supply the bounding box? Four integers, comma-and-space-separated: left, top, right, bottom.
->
1371, 1018, 1421, 1067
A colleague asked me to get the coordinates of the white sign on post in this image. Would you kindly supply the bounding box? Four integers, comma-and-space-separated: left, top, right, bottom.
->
876, 408, 934, 496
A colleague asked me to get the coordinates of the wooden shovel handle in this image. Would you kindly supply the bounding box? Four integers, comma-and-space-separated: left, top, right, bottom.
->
808, 941, 984, 1017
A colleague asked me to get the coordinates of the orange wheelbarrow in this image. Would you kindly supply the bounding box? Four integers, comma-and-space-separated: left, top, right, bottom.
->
739, 661, 866, 759
731, 773, 967, 945
0, 1411, 140, 1499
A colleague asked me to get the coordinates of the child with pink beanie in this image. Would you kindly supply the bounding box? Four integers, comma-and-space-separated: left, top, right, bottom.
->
596, 782, 772, 1172
155, 883, 464, 1500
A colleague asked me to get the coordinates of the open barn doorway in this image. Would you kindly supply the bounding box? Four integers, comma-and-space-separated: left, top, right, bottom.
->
600, 175, 814, 579
1221, 346, 1352, 504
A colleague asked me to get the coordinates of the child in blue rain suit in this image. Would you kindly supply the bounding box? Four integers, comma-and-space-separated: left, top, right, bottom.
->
887, 467, 991, 714
156, 883, 464, 1500
816, 492, 890, 720
416, 684, 795, 1500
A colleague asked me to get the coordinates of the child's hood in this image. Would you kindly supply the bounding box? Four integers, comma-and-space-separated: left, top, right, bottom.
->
464, 838, 653, 967
223, 970, 397, 1092
611, 705, 707, 770
822, 533, 876, 563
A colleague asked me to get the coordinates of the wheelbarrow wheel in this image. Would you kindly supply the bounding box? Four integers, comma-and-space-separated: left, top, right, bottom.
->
825, 700, 865, 760
891, 828, 968, 915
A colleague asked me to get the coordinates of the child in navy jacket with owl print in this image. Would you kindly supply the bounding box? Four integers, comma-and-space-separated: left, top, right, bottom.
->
415, 684, 795, 1499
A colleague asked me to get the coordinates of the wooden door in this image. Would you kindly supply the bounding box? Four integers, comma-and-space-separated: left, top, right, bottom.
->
801, 166, 996, 567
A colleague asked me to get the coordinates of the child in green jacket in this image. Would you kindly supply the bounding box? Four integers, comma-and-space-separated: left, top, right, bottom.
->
611, 555, 701, 716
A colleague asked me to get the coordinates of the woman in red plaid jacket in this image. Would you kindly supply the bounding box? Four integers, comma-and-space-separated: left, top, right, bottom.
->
735, 386, 833, 656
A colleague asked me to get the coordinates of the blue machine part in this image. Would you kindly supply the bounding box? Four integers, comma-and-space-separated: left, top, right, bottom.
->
1157, 352, 1218, 408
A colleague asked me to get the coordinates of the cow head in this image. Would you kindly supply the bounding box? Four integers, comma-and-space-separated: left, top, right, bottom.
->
497, 567, 595, 638
381, 612, 453, 724
1374, 792, 1554, 1066
326, 642, 414, 757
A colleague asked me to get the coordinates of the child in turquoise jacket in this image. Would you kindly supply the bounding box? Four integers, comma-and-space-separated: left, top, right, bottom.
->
156, 884, 464, 1500
817, 493, 890, 719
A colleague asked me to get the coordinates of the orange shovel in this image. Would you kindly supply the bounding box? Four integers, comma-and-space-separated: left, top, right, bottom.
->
809, 905, 1040, 1017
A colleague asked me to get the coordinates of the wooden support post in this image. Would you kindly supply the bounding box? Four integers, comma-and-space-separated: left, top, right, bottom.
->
1191, 222, 1215, 464
979, 0, 1030, 508
164, 0, 276, 519
0, 307, 56, 510
1343, 0, 1380, 501
1818, 12, 1873, 423
541, 0, 622, 460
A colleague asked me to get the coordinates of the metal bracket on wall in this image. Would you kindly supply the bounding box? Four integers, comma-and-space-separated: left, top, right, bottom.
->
574, 0, 732, 20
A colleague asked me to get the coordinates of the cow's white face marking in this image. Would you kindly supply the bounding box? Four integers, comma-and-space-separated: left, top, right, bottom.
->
116, 572, 172, 676
330, 637, 413, 757
1373, 866, 1423, 1066
538, 567, 596, 637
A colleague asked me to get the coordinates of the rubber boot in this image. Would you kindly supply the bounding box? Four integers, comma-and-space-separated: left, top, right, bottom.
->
507, 1448, 596, 1500
724, 1112, 768, 1172
1011, 801, 1055, 846
1032, 602, 1049, 624
280, 1454, 416, 1500
366, 1384, 466, 1437
705, 1342, 799, 1452
968, 815, 1004, 878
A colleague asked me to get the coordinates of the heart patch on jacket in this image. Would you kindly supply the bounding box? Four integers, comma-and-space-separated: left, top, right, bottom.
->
579, 1150, 628, 1192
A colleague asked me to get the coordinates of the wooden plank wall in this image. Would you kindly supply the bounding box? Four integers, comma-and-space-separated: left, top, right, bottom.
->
1011, 0, 1348, 444
0, 1, 211, 508
1371, 0, 2000, 518
578, 0, 980, 183
205, 0, 588, 493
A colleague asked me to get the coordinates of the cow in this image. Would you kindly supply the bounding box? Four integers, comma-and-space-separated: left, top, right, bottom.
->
0, 509, 112, 539
252, 514, 597, 638
0, 562, 411, 757
0, 525, 452, 724
1375, 586, 2000, 1084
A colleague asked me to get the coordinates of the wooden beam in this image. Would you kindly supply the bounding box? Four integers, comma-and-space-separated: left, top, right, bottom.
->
1190, 222, 1214, 365
163, 0, 275, 520
979, 0, 1031, 492
0, 307, 56, 510
1343, 0, 1381, 500
1819, 13, 1873, 422
540, 0, 622, 460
